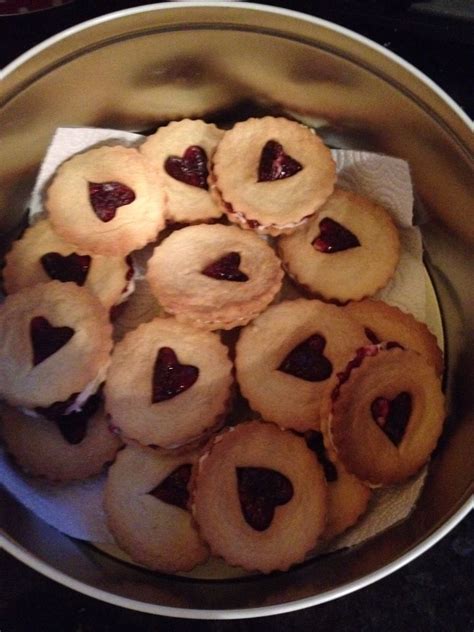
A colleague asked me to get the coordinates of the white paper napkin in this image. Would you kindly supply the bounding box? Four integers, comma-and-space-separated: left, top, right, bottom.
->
0, 126, 436, 564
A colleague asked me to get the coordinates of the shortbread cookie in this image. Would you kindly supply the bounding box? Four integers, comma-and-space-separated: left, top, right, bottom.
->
212, 117, 336, 235
325, 344, 445, 486
46, 145, 166, 256
304, 430, 371, 540
146, 224, 283, 330
0, 399, 121, 482
192, 421, 327, 573
104, 317, 233, 448
104, 443, 208, 573
2, 219, 134, 309
0, 281, 112, 409
235, 299, 368, 431
278, 188, 400, 302
140, 119, 224, 224
343, 299, 443, 376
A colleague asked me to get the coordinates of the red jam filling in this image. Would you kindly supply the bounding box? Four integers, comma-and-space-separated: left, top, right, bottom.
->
201, 252, 249, 282
30, 316, 74, 367
371, 391, 412, 446
88, 181, 135, 222
148, 463, 192, 510
278, 334, 333, 382
236, 466, 293, 531
312, 217, 360, 253
258, 140, 302, 182
36, 391, 102, 445
151, 347, 199, 404
164, 145, 209, 190
304, 431, 338, 482
40, 252, 91, 286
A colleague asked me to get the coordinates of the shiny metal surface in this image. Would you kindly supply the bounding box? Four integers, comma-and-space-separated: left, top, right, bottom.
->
0, 2, 473, 618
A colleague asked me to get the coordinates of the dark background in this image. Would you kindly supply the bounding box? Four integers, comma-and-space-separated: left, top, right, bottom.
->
1, 1, 473, 630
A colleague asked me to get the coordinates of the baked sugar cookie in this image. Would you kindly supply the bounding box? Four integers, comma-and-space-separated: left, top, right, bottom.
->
104, 317, 233, 449
343, 299, 443, 376
0, 399, 121, 482
192, 420, 327, 573
0, 281, 112, 409
235, 299, 368, 431
46, 144, 166, 256
277, 188, 400, 302
140, 119, 224, 224
212, 117, 336, 235
2, 219, 134, 310
146, 224, 283, 330
104, 444, 208, 573
325, 344, 445, 486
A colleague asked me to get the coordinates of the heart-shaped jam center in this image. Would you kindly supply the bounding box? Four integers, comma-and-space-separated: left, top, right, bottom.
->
151, 347, 199, 404
258, 140, 303, 182
40, 252, 91, 286
30, 316, 74, 367
278, 334, 333, 382
148, 463, 192, 510
164, 145, 209, 190
312, 217, 360, 253
305, 431, 338, 482
36, 392, 102, 445
237, 466, 293, 531
201, 252, 249, 282
371, 391, 412, 446
88, 181, 135, 222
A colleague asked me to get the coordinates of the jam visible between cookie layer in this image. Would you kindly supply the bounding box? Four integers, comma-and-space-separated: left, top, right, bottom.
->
371, 391, 412, 447
164, 145, 209, 190
312, 217, 361, 253
30, 316, 74, 367
278, 334, 333, 382
201, 252, 249, 282
37, 391, 102, 445
236, 466, 294, 531
40, 252, 91, 286
148, 463, 192, 510
258, 140, 303, 182
151, 347, 199, 404
88, 182, 136, 222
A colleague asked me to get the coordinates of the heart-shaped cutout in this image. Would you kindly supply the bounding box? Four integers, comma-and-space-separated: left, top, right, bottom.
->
236, 466, 294, 531
278, 334, 333, 382
305, 431, 338, 482
371, 391, 412, 446
201, 252, 249, 282
148, 463, 192, 510
88, 181, 135, 222
151, 347, 199, 404
38, 391, 101, 445
40, 252, 91, 286
164, 145, 209, 190
30, 316, 75, 367
257, 140, 303, 182
312, 217, 360, 253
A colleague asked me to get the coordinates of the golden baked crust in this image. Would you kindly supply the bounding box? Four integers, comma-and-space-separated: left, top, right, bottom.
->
2, 219, 131, 309
140, 119, 224, 224
277, 188, 400, 302
104, 443, 209, 573
192, 420, 328, 573
0, 281, 113, 408
325, 346, 445, 485
46, 145, 166, 256
146, 224, 283, 330
343, 299, 443, 376
0, 401, 121, 482
104, 317, 233, 449
235, 299, 369, 431
212, 117, 336, 233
